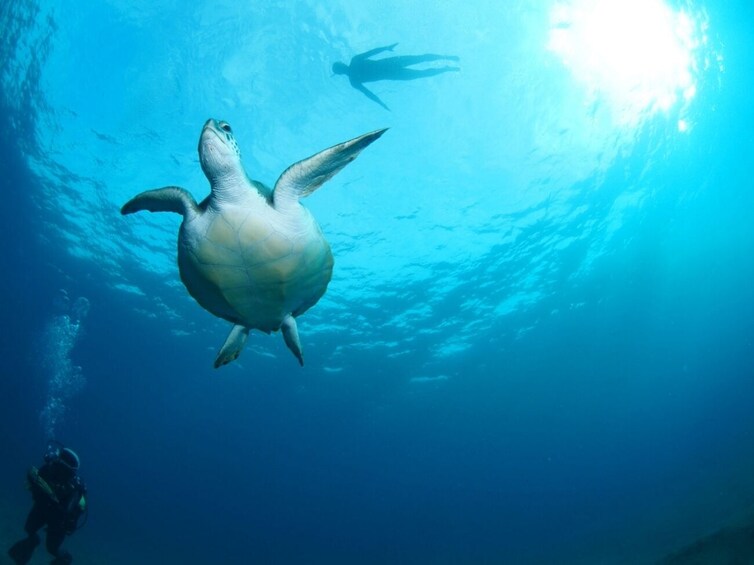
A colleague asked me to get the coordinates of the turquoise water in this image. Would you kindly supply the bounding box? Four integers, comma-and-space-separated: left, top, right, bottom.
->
1, 1, 753, 563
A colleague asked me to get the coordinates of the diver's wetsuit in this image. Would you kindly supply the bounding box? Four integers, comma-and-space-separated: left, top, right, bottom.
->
8, 460, 86, 565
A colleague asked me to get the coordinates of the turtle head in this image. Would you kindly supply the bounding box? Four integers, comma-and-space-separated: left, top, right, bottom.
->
199, 119, 243, 181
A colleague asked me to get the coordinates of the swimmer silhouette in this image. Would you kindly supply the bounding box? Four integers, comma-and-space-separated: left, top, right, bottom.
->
332, 43, 460, 111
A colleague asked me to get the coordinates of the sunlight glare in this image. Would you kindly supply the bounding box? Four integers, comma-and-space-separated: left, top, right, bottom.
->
548, 0, 704, 125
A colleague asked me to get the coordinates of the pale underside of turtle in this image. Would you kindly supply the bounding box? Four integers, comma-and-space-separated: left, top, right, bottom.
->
122, 119, 386, 368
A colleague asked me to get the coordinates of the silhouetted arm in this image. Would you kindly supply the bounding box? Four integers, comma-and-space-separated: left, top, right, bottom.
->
353, 43, 398, 61
353, 82, 390, 111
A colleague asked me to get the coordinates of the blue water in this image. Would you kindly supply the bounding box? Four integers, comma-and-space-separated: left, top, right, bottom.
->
2, 1, 754, 563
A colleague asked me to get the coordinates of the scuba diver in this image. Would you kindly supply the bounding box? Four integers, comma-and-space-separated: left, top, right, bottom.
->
332, 43, 460, 110
8, 442, 87, 565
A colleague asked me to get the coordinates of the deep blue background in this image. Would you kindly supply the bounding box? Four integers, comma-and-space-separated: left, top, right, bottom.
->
2, 1, 754, 564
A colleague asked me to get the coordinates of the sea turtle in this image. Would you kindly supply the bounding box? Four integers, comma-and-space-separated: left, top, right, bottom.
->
121, 119, 386, 368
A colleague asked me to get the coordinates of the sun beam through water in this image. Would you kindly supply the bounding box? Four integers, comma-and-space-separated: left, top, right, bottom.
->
548, 0, 709, 129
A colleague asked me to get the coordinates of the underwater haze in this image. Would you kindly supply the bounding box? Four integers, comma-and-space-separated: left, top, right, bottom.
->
2, 0, 754, 563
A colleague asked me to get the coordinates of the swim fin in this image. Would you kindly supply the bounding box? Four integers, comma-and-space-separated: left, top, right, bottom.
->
7, 534, 40, 565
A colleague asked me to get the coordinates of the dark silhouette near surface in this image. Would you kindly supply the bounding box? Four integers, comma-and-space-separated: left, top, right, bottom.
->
332, 43, 460, 110
7, 443, 87, 565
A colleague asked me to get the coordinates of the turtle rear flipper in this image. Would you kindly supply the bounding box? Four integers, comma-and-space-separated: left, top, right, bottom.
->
281, 314, 304, 366
215, 325, 250, 368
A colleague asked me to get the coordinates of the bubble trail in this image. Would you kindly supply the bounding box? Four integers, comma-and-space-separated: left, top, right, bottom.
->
40, 289, 90, 439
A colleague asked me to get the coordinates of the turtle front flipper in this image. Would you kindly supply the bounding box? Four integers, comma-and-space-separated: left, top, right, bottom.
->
121, 186, 199, 219
272, 128, 388, 212
215, 324, 250, 368
281, 315, 304, 366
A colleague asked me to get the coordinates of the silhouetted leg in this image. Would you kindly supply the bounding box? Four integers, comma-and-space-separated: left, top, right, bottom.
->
23, 503, 46, 535
389, 66, 461, 80
390, 54, 460, 66
7, 506, 44, 565
45, 522, 69, 560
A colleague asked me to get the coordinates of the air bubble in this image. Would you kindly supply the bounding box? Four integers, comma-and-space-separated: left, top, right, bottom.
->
39, 291, 90, 439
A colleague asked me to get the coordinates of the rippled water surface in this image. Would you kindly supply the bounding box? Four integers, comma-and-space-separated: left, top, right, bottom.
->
1, 1, 753, 563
